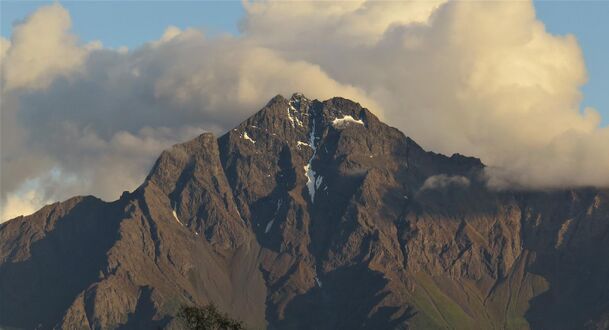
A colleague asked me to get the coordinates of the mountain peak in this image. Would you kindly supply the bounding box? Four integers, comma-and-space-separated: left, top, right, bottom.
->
3, 94, 608, 329
289, 92, 307, 100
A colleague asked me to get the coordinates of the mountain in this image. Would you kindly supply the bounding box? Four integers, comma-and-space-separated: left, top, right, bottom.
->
1, 93, 608, 330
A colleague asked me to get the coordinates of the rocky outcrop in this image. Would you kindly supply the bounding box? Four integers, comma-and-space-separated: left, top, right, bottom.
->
1, 94, 608, 329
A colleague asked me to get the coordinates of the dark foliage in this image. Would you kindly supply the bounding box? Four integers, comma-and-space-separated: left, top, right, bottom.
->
177, 303, 246, 330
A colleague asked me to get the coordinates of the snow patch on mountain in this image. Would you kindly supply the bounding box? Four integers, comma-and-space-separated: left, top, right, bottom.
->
332, 115, 364, 127
297, 141, 310, 149
242, 131, 256, 144
172, 208, 184, 226
304, 117, 319, 202
287, 105, 303, 127
265, 200, 283, 234
265, 219, 275, 233
315, 276, 322, 287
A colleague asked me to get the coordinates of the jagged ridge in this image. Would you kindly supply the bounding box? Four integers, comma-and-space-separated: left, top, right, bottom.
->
1, 94, 608, 330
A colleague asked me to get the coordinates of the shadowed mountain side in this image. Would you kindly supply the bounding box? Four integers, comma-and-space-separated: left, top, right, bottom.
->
0, 196, 122, 329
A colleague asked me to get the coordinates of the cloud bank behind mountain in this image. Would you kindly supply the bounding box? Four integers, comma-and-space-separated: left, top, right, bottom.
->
1, 1, 607, 220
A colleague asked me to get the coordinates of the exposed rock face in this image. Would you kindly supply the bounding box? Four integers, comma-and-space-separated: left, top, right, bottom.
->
1, 94, 608, 329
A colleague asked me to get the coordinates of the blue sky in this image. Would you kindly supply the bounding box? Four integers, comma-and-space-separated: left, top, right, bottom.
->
1, 0, 607, 126
534, 1, 609, 126
1, 1, 244, 46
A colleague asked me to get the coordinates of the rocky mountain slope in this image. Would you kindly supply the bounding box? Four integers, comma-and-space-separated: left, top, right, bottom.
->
1, 94, 608, 329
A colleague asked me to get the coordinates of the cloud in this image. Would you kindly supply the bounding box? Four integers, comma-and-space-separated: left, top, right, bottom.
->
420, 175, 471, 191
0, 5, 375, 221
243, 0, 608, 189
1, 1, 608, 221
0, 37, 10, 62
241, 0, 445, 46
1, 188, 47, 220
0, 3, 92, 90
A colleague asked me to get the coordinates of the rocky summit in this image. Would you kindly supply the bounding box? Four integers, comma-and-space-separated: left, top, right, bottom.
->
1, 94, 608, 330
